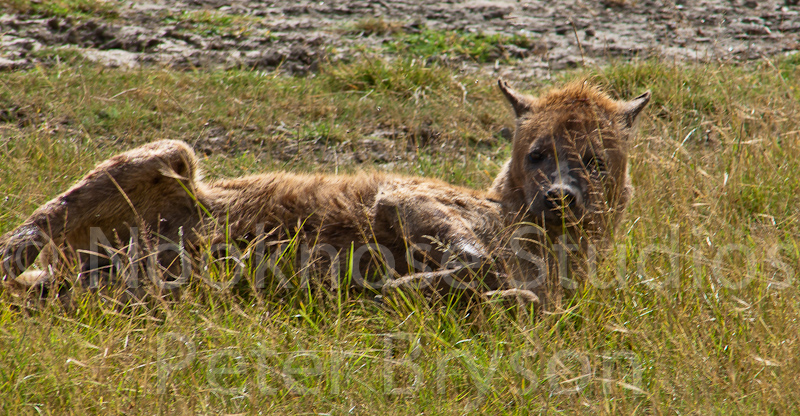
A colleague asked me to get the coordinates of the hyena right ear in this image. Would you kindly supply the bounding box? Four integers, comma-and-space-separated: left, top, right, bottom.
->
620, 91, 651, 128
498, 79, 533, 118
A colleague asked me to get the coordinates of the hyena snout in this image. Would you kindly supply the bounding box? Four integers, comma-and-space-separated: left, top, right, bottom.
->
544, 184, 583, 215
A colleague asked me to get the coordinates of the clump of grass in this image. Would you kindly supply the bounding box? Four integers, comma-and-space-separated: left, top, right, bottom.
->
29, 47, 86, 65
0, 0, 120, 18
322, 56, 455, 97
387, 28, 536, 63
601, 0, 632, 7
347, 17, 405, 36
163, 10, 259, 37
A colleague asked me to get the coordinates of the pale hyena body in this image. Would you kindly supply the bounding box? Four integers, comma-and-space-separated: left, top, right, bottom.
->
0, 80, 649, 306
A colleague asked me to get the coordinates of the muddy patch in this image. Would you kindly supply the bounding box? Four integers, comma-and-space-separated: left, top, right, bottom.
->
1, 1, 798, 79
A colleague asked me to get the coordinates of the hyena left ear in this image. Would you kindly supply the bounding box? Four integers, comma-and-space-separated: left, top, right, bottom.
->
498, 78, 533, 118
620, 91, 651, 128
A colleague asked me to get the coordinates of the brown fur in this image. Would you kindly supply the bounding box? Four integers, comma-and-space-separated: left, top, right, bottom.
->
0, 80, 650, 306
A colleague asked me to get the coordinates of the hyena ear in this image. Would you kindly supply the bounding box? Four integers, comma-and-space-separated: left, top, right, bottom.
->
620, 91, 651, 128
498, 78, 533, 118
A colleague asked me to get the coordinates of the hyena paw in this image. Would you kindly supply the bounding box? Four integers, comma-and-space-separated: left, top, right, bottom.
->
482, 288, 540, 305
0, 225, 49, 281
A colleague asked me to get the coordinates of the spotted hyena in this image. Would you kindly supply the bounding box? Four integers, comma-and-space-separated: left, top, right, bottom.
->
0, 79, 649, 306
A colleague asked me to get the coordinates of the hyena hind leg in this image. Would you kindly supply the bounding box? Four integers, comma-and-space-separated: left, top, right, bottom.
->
1, 140, 204, 282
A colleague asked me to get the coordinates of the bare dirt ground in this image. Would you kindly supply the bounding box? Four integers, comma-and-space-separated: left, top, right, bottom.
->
1, 0, 799, 80
1, 1, 798, 166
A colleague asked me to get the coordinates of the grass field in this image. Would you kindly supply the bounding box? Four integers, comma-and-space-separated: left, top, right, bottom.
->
1, 48, 800, 414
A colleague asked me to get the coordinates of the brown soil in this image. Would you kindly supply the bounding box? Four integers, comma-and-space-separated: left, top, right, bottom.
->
1, 0, 798, 80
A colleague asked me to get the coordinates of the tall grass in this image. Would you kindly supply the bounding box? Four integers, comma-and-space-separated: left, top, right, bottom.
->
1, 53, 800, 414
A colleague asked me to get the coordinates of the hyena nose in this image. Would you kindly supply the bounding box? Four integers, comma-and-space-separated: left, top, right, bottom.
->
545, 186, 579, 213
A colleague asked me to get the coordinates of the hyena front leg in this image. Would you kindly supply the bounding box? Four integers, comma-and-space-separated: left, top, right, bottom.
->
0, 140, 205, 282
382, 265, 539, 305
372, 186, 537, 302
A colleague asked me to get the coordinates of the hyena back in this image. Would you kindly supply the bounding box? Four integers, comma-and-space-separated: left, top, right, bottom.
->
0, 79, 649, 305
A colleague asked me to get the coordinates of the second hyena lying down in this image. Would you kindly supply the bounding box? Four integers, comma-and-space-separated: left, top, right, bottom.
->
0, 80, 649, 306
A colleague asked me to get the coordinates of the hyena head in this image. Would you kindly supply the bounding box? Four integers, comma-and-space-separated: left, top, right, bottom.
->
496, 79, 650, 235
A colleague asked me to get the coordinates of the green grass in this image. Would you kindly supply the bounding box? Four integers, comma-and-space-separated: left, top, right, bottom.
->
345, 17, 405, 36
1, 53, 800, 414
162, 10, 262, 38
0, 0, 120, 19
343, 19, 538, 63
387, 28, 536, 63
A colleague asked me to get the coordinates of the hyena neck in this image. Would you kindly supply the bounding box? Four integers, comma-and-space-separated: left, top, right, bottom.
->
486, 159, 530, 223
192, 182, 252, 233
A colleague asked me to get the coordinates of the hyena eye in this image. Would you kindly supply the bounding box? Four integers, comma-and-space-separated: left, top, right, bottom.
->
527, 151, 545, 164
585, 157, 607, 174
